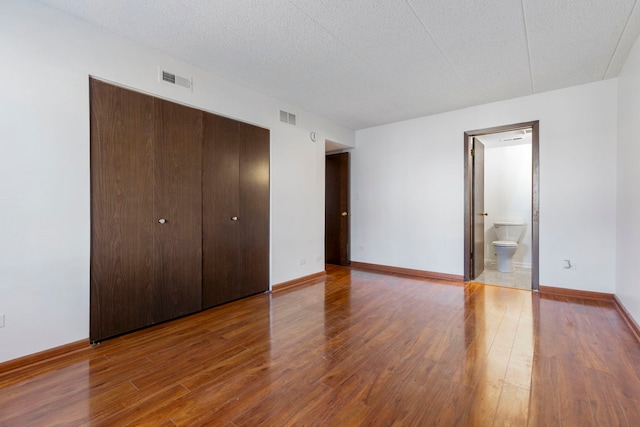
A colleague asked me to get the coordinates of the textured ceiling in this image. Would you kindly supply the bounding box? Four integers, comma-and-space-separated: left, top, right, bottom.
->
38, 0, 640, 129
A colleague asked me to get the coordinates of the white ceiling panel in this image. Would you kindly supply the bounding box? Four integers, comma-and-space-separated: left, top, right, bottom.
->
605, 3, 640, 78
526, 0, 637, 92
37, 0, 640, 129
290, 0, 455, 76
289, 0, 478, 121
409, 0, 533, 103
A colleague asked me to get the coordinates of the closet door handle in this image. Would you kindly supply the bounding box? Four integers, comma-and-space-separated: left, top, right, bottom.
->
158, 218, 167, 224
231, 216, 238, 221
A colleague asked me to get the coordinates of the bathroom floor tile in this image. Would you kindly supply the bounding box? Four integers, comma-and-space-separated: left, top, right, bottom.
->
474, 266, 532, 290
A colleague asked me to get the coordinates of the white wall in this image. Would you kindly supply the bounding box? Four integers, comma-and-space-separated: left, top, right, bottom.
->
353, 79, 617, 293
483, 143, 532, 268
0, 0, 354, 363
617, 34, 640, 327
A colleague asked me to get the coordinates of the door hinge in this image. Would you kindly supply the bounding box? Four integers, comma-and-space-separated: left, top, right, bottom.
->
471, 149, 475, 156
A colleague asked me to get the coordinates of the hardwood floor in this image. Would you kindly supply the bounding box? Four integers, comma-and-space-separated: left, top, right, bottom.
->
2, 265, 640, 426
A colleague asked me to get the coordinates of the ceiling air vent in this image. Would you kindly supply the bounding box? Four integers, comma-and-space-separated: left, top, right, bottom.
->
500, 136, 525, 142
279, 109, 296, 125
159, 68, 192, 91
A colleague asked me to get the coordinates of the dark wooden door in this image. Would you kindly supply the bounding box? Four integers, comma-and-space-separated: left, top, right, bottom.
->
202, 114, 240, 307
238, 122, 270, 295
153, 99, 203, 321
90, 78, 155, 341
202, 114, 269, 309
325, 152, 350, 265
91, 80, 204, 341
472, 138, 485, 279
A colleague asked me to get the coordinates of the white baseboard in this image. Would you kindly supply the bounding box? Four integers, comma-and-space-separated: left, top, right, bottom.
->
485, 260, 531, 269
514, 262, 531, 269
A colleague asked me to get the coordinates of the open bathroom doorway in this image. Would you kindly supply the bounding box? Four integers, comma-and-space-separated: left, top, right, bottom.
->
463, 121, 539, 291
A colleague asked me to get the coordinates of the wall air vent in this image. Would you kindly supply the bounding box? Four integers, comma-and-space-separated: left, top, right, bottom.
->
162, 71, 176, 84
159, 68, 192, 91
279, 109, 297, 125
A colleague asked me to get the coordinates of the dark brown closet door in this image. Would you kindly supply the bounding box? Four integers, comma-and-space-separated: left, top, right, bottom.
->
90, 78, 154, 342
202, 114, 269, 308
238, 122, 270, 295
153, 100, 203, 321
202, 114, 240, 307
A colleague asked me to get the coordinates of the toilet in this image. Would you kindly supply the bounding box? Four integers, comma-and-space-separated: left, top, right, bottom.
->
492, 222, 525, 273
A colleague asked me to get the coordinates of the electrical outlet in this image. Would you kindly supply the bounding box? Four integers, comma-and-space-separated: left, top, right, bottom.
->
299, 258, 306, 265
0, 313, 5, 328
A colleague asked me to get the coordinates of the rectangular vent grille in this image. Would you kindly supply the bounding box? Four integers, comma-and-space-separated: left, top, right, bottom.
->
279, 109, 296, 125
162, 71, 176, 84
159, 68, 192, 91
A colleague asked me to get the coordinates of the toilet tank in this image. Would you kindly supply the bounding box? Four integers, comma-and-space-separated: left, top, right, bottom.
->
494, 222, 525, 242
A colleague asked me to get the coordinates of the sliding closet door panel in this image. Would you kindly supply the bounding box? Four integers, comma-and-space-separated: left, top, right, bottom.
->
202, 113, 241, 308
239, 123, 270, 295
153, 100, 203, 321
90, 79, 154, 341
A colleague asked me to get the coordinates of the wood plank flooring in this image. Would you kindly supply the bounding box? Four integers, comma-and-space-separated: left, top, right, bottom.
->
1, 265, 640, 426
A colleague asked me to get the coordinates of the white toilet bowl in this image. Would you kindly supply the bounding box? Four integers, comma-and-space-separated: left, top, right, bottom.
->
492, 241, 518, 273
492, 222, 525, 273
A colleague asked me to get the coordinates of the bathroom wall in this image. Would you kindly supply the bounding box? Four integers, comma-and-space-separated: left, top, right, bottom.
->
483, 142, 532, 268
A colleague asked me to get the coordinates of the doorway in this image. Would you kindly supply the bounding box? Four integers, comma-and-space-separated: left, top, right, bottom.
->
464, 121, 539, 290
325, 152, 350, 265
